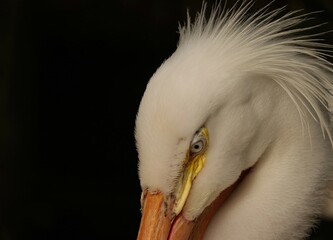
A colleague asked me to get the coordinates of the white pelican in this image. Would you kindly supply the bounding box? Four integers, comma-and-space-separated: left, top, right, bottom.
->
135, 1, 333, 239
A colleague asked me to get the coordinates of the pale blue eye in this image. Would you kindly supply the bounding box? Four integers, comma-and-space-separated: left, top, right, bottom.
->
190, 139, 205, 154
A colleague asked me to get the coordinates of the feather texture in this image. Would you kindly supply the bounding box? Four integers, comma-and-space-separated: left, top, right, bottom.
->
178, 1, 333, 146
135, 2, 333, 239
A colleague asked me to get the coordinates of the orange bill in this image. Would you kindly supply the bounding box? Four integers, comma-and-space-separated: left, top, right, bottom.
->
137, 191, 174, 240
137, 169, 251, 240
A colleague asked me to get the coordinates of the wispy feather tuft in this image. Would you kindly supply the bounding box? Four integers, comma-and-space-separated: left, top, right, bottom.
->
178, 1, 333, 146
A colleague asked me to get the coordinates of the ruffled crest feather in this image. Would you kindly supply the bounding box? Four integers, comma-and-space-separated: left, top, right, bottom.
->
178, 0, 333, 146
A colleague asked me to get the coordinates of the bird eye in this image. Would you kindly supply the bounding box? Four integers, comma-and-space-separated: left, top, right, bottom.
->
190, 139, 206, 155
189, 127, 208, 156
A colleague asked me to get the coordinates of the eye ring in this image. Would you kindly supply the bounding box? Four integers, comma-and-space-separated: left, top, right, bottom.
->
190, 139, 206, 155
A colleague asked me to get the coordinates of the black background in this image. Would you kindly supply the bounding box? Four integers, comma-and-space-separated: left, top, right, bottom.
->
2, 0, 333, 239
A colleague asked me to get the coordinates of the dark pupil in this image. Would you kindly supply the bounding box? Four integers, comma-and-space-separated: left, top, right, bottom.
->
194, 144, 200, 150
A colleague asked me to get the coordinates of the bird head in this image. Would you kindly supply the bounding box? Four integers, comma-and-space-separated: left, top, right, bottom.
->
135, 38, 278, 239
135, 2, 333, 239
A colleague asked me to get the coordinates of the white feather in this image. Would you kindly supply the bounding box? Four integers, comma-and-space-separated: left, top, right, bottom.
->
135, 1, 333, 239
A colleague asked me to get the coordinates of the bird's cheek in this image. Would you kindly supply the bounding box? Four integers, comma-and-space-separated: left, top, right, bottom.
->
182, 160, 241, 220
182, 178, 218, 221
